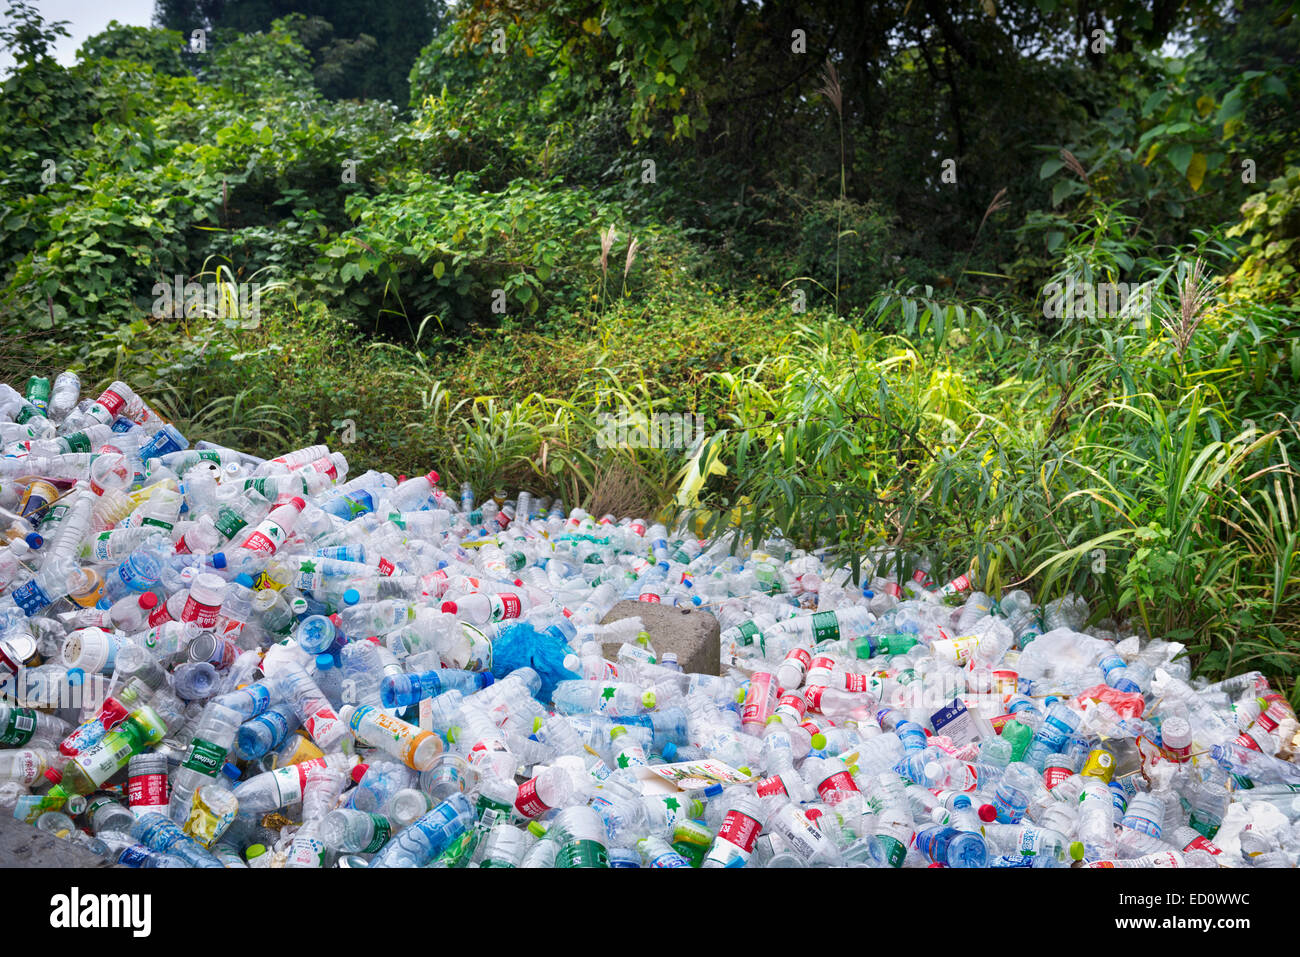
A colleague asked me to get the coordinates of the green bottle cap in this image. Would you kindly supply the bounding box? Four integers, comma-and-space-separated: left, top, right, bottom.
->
246, 844, 266, 859
641, 691, 656, 710
811, 733, 827, 750
1069, 841, 1085, 861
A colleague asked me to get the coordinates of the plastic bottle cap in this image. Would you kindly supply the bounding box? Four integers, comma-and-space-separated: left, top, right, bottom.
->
641, 691, 656, 709
44, 769, 62, 785
25, 533, 42, 549
425, 470, 440, 485
978, 804, 998, 823
636, 631, 652, 646
1069, 841, 1085, 861
610, 726, 626, 741
344, 589, 361, 606
738, 766, 752, 777
441, 601, 457, 614
138, 592, 159, 610
810, 733, 827, 750
704, 784, 724, 798
526, 821, 547, 838
662, 742, 678, 762
246, 844, 265, 859
446, 726, 460, 744
316, 654, 334, 670
211, 553, 227, 569
350, 763, 369, 784
221, 762, 241, 781
532, 716, 543, 734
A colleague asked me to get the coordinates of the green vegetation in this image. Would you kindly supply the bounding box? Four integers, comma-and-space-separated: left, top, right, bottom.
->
2, 1, 1299, 695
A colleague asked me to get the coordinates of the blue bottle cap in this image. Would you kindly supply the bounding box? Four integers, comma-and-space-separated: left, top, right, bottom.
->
316, 654, 334, 671
704, 783, 724, 798
662, 742, 678, 762
234, 573, 255, 587
481, 672, 495, 688
211, 553, 227, 569
24, 533, 42, 549
343, 588, 361, 606
220, 762, 242, 782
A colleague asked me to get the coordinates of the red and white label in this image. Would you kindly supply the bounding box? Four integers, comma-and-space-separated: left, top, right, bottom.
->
497, 593, 523, 620
1043, 765, 1073, 789
1183, 835, 1222, 856
717, 811, 762, 853
128, 772, 169, 811
181, 597, 221, 629
514, 777, 552, 818
147, 600, 176, 628
638, 593, 661, 603
816, 770, 859, 800
777, 693, 807, 720
756, 775, 789, 799
97, 389, 127, 417
805, 686, 827, 712
242, 531, 278, 554
377, 558, 395, 576
843, 672, 871, 693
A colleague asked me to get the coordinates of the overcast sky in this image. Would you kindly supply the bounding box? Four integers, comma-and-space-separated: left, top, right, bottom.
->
0, 0, 155, 74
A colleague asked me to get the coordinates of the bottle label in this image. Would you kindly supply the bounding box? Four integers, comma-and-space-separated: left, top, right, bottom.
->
843, 672, 871, 693
140, 516, 175, 532
182, 737, 228, 776
497, 593, 522, 620
1043, 765, 1073, 789
811, 611, 840, 642
117, 845, 150, 868
213, 507, 248, 541
1183, 835, 1221, 856
77, 734, 134, 787
556, 839, 609, 869
816, 770, 859, 800
11, 580, 52, 616
876, 835, 906, 868
242, 530, 279, 554
363, 815, 393, 853
377, 558, 395, 576
181, 596, 222, 629
756, 775, 789, 799
128, 771, 169, 811
513, 777, 552, 818
0, 708, 36, 746
717, 810, 762, 853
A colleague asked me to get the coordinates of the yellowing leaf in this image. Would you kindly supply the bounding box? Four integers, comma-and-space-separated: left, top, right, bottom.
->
1187, 152, 1207, 192
582, 17, 601, 35
432, 261, 445, 279
1143, 143, 1160, 167
1196, 95, 1215, 117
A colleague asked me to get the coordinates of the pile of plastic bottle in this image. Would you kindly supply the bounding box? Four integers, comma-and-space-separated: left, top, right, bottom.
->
2, 372, 1300, 869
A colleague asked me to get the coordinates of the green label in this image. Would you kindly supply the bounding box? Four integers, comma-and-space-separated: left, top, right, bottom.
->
64, 433, 91, 454
141, 517, 175, 531
213, 506, 248, 540
736, 621, 760, 647
811, 611, 840, 642
363, 815, 393, 853
0, 708, 36, 746
198, 451, 221, 463
15, 405, 36, 425
555, 839, 609, 869
182, 737, 228, 776
480, 860, 517, 868
877, 835, 906, 868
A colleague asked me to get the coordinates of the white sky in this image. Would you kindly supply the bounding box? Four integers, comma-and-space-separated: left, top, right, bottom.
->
0, 0, 155, 74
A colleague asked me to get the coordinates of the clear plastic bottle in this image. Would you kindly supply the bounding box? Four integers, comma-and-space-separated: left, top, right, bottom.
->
168, 701, 241, 822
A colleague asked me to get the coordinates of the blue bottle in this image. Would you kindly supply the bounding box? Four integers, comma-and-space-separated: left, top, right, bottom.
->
369, 793, 474, 868
380, 669, 495, 709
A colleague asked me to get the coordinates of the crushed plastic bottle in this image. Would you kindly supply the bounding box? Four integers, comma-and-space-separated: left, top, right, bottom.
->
2, 371, 1300, 868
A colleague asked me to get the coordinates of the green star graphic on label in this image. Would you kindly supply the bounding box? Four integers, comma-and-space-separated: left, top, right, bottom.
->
663, 797, 680, 811
601, 687, 616, 701
299, 560, 317, 573
268, 527, 282, 540
346, 498, 367, 518
617, 754, 630, 769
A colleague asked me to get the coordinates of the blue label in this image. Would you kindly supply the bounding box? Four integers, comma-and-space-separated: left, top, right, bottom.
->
118, 845, 150, 867
931, 700, 968, 733
12, 580, 52, 616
